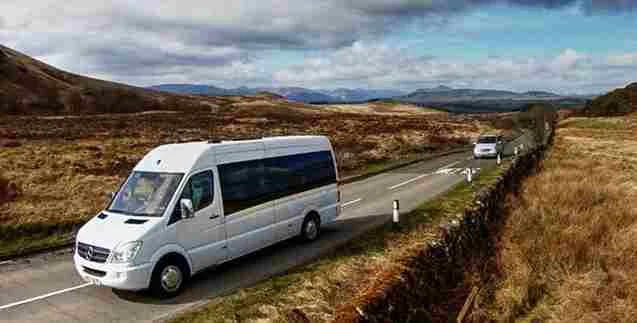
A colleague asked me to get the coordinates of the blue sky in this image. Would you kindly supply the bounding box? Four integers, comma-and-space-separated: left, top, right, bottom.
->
1, 0, 636, 94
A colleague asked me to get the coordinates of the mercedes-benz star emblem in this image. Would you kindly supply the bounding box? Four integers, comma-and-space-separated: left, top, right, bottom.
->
87, 246, 94, 260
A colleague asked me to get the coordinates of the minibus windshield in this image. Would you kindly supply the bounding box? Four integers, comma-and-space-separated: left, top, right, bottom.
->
108, 171, 183, 217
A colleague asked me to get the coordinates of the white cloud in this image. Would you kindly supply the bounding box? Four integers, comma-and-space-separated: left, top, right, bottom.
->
274, 44, 595, 91
607, 53, 637, 66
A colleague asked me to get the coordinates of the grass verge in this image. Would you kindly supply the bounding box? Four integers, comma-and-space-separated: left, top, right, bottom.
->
0, 232, 74, 260
170, 163, 508, 323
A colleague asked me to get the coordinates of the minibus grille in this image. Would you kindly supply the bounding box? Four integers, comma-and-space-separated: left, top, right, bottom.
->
77, 242, 110, 263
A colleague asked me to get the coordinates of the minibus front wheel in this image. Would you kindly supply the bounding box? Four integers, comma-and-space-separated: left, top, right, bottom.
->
150, 253, 190, 298
300, 212, 321, 242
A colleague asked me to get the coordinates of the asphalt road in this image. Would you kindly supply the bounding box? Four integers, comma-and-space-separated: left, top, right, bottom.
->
0, 151, 497, 323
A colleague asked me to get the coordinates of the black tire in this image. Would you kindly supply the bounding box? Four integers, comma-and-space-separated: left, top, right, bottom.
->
300, 213, 321, 242
150, 255, 189, 298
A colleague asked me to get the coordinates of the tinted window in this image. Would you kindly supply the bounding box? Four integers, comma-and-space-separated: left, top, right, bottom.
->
264, 151, 336, 197
219, 151, 336, 215
218, 160, 267, 215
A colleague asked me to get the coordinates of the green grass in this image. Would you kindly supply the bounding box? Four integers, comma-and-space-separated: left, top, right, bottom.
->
0, 232, 73, 260
171, 163, 507, 323
362, 161, 392, 174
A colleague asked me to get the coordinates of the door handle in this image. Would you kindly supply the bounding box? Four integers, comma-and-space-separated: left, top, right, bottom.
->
209, 214, 220, 220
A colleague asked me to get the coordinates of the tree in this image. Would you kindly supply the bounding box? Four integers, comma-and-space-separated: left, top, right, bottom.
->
517, 103, 550, 143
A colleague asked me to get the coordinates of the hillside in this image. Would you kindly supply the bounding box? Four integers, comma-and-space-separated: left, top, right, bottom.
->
0, 45, 242, 114
585, 82, 637, 116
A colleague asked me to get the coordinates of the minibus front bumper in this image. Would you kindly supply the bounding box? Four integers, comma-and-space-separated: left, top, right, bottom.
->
74, 253, 153, 291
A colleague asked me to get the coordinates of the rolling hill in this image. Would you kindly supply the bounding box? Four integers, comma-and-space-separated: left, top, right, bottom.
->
0, 45, 232, 114
585, 82, 637, 116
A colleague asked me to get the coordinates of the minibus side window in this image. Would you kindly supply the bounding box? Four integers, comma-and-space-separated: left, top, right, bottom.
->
169, 170, 214, 224
219, 151, 336, 216
218, 160, 266, 216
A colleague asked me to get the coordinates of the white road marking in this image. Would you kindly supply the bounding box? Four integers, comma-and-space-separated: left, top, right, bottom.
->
388, 173, 432, 190
0, 282, 93, 311
342, 198, 362, 207
435, 168, 463, 175
437, 160, 461, 171
388, 160, 463, 191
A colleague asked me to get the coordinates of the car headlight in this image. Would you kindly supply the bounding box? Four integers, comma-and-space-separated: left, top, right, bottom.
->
109, 241, 143, 264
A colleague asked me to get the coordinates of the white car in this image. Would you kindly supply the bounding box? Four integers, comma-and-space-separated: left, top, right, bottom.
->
473, 135, 504, 159
74, 136, 340, 297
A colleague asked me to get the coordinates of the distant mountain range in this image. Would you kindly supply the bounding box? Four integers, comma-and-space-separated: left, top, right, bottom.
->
149, 83, 592, 111
148, 84, 406, 103
397, 86, 595, 113
401, 87, 567, 102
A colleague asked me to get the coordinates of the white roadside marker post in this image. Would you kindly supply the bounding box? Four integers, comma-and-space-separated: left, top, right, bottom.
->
466, 168, 473, 183
393, 200, 400, 229
497, 153, 502, 165
514, 147, 519, 156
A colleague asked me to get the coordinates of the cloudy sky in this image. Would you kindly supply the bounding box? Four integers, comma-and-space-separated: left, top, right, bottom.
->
1, 0, 636, 94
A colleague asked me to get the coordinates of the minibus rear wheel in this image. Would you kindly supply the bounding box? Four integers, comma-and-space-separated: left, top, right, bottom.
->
150, 254, 190, 298
300, 213, 321, 242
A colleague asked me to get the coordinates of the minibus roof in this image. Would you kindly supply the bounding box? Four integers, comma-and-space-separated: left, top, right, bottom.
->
133, 136, 330, 174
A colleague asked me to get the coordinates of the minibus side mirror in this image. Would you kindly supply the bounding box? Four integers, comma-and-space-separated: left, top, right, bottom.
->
180, 199, 194, 219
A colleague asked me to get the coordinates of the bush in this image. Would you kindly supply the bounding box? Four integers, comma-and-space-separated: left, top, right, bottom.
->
0, 175, 19, 204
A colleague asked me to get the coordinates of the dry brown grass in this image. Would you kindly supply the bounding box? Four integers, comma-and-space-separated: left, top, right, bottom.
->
473, 114, 637, 322
322, 101, 444, 116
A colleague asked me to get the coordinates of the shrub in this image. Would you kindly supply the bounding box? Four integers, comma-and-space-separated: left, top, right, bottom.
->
0, 175, 19, 204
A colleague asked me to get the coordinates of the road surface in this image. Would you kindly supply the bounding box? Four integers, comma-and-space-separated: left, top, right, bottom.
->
0, 151, 497, 322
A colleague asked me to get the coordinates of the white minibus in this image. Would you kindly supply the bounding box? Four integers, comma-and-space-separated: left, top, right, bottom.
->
73, 136, 340, 297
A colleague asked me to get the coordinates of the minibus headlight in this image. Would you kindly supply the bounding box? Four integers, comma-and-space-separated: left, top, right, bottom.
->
110, 241, 143, 264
